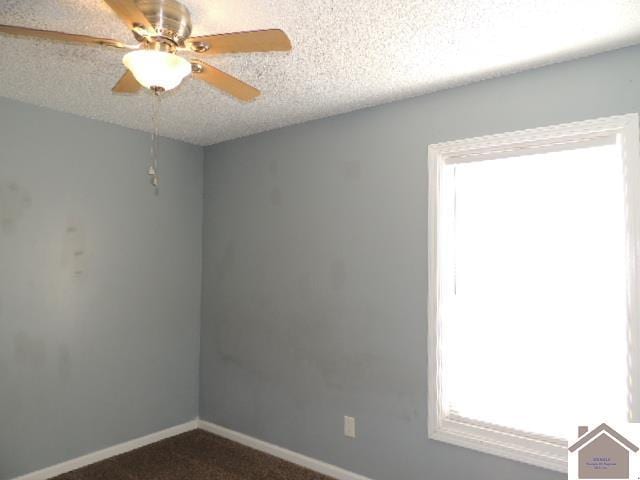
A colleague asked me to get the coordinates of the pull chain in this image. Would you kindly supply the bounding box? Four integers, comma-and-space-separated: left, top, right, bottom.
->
149, 90, 162, 187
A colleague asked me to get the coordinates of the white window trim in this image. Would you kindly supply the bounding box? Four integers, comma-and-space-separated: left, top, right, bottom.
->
427, 113, 640, 473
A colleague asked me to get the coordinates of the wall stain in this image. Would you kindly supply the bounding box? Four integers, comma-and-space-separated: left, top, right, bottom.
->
330, 258, 347, 291
269, 187, 282, 207
62, 222, 87, 277
0, 355, 7, 379
269, 158, 279, 176
216, 242, 236, 280
343, 159, 362, 181
13, 331, 46, 368
0, 182, 32, 233
57, 344, 72, 380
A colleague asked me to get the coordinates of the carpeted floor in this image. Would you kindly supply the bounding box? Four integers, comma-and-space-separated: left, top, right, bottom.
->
50, 429, 334, 480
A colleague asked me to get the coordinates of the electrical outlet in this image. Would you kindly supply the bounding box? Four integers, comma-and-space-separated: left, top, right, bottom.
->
344, 416, 356, 438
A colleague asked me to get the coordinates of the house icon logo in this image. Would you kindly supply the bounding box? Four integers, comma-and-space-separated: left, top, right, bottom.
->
569, 424, 639, 479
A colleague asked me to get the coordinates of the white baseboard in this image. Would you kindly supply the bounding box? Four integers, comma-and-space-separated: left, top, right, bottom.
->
11, 418, 374, 480
197, 418, 374, 480
12, 420, 198, 480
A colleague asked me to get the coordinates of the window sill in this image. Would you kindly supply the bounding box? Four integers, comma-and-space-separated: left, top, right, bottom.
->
429, 415, 568, 472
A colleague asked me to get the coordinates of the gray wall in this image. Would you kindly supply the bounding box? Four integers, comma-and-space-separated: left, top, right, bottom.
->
200, 44, 640, 480
4, 42, 639, 480
0, 98, 203, 480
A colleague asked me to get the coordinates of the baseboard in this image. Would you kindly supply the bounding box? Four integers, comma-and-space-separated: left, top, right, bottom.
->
11, 418, 374, 480
11, 419, 198, 480
197, 418, 374, 480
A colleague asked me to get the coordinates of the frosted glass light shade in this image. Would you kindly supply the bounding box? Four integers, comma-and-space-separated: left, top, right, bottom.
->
123, 50, 191, 91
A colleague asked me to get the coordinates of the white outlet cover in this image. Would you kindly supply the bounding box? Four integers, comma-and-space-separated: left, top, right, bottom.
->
344, 416, 356, 438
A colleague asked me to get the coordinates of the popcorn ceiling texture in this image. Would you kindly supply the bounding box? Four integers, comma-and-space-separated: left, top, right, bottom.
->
1, 0, 640, 146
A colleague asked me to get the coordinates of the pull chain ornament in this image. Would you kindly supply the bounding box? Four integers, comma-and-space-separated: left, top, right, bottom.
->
149, 88, 162, 187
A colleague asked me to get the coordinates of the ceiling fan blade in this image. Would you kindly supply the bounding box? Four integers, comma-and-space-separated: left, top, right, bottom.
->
191, 60, 260, 101
0, 24, 128, 49
103, 0, 154, 33
186, 29, 291, 54
112, 70, 142, 93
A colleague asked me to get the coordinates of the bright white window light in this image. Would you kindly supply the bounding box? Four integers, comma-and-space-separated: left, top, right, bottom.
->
122, 50, 191, 91
443, 143, 628, 439
427, 114, 640, 473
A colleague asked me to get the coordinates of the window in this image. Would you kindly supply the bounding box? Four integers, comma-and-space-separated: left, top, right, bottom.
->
427, 114, 640, 472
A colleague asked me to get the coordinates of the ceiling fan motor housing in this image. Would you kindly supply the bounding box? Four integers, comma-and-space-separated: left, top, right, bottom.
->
135, 0, 192, 47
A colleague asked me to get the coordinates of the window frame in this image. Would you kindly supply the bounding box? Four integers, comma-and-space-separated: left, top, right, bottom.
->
426, 114, 640, 473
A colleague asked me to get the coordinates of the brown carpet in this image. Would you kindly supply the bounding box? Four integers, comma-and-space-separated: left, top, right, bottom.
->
49, 429, 335, 480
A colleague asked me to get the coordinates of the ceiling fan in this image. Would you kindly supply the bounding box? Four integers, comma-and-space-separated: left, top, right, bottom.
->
0, 0, 292, 101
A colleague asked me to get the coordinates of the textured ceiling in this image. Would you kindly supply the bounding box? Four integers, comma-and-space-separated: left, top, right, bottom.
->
1, 1, 640, 146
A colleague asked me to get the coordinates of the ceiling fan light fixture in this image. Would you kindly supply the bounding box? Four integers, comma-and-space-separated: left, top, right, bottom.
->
122, 50, 191, 91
